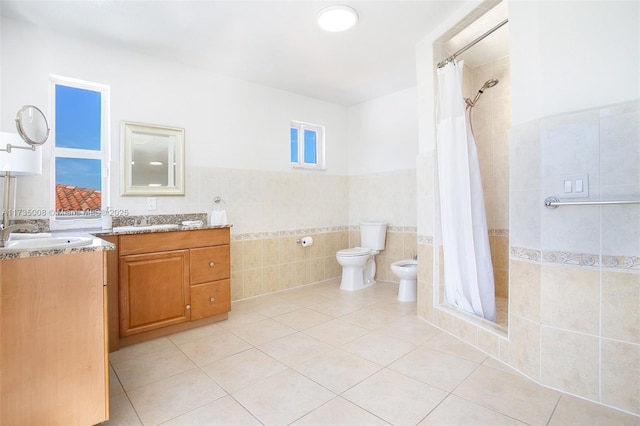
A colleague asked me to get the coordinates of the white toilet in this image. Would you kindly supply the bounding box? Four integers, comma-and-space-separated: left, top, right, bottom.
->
336, 222, 387, 291
391, 259, 418, 302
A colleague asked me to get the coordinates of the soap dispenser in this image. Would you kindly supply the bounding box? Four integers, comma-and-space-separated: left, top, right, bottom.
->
102, 208, 112, 230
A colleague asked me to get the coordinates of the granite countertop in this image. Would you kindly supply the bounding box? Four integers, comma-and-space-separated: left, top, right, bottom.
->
0, 212, 232, 260
94, 224, 233, 237
0, 213, 233, 260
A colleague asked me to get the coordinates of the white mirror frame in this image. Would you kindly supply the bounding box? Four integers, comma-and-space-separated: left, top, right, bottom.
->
121, 121, 185, 196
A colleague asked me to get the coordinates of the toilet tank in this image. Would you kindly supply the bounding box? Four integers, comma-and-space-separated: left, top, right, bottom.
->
360, 222, 387, 251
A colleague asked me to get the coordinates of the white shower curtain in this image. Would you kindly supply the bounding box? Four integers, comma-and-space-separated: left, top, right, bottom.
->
436, 60, 496, 322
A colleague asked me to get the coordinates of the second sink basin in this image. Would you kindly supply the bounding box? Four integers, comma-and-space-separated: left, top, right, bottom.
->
3, 236, 94, 250
112, 224, 180, 233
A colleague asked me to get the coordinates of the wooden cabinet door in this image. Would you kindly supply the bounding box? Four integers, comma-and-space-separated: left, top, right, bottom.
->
190, 280, 231, 321
119, 249, 190, 336
1, 252, 108, 425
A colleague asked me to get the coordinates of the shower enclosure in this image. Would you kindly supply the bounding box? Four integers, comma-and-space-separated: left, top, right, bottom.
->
436, 3, 511, 327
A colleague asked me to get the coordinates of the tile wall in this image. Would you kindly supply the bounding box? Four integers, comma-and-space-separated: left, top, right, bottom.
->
221, 167, 418, 300
229, 227, 418, 301
463, 56, 511, 298
418, 100, 640, 416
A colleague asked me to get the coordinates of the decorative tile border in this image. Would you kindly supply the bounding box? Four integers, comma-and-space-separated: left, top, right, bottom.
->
602, 255, 640, 270
510, 247, 541, 262
511, 246, 640, 271
418, 235, 434, 245
231, 225, 418, 242
542, 250, 600, 267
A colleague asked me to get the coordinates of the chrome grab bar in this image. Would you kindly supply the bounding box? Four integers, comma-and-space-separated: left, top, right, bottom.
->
544, 196, 640, 209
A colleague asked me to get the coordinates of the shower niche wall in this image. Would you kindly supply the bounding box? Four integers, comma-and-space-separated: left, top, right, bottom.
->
462, 58, 511, 304
437, 1, 511, 327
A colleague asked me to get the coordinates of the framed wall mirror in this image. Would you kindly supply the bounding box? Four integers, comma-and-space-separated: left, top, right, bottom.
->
121, 121, 185, 196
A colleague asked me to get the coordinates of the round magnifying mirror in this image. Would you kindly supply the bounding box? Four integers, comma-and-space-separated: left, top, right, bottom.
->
15, 105, 50, 146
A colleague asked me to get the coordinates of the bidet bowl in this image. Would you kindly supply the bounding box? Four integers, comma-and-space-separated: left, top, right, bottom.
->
391, 259, 418, 302
390, 259, 418, 279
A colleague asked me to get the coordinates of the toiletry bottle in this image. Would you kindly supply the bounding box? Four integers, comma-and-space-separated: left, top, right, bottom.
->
102, 207, 112, 230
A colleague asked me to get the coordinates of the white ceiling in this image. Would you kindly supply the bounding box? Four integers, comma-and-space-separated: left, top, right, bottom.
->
0, 1, 508, 106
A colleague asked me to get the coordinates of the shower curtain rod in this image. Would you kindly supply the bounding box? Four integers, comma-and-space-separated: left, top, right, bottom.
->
437, 19, 509, 68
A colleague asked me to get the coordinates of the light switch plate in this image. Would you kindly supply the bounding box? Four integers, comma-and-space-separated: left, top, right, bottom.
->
558, 174, 589, 198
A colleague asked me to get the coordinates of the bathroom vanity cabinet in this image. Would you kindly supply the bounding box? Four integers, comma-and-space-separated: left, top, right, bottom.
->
0, 251, 109, 425
106, 227, 231, 349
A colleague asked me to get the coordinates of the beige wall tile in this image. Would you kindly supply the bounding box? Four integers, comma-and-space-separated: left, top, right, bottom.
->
508, 314, 540, 380
601, 271, 640, 344
262, 238, 280, 266
494, 269, 509, 298
279, 263, 296, 289
242, 240, 264, 270
262, 265, 281, 293
385, 232, 404, 259
403, 233, 417, 259
230, 271, 244, 301
376, 256, 393, 282
601, 338, 640, 413
324, 257, 341, 280
476, 328, 502, 359
310, 258, 325, 283
280, 236, 297, 264
295, 260, 311, 286
417, 244, 433, 284
295, 241, 311, 261
230, 241, 243, 272
510, 260, 541, 322
494, 236, 509, 270
541, 326, 599, 400
243, 269, 263, 297
540, 264, 600, 334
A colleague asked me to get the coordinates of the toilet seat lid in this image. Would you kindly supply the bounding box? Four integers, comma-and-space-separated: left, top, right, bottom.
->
337, 247, 370, 257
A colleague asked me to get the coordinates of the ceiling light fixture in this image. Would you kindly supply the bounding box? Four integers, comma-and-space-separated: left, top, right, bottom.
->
317, 5, 358, 32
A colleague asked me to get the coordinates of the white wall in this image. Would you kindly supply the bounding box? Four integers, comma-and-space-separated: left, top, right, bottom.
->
346, 87, 418, 175
345, 86, 419, 228
0, 17, 349, 176
510, 1, 639, 125
1, 16, 421, 231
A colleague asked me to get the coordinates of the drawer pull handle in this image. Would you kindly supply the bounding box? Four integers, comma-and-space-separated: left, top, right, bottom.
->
186, 304, 191, 310
209, 261, 215, 267
210, 297, 216, 302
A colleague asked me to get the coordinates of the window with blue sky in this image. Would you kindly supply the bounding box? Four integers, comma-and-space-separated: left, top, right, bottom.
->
290, 121, 325, 169
52, 76, 109, 219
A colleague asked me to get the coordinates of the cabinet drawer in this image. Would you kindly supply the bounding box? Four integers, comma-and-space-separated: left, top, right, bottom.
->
190, 280, 230, 321
119, 228, 230, 255
190, 246, 230, 284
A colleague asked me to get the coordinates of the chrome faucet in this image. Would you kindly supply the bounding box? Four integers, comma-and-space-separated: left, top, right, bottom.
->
134, 216, 149, 227
0, 223, 38, 247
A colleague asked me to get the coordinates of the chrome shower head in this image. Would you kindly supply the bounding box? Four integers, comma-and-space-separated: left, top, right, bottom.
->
466, 78, 500, 109
481, 78, 499, 90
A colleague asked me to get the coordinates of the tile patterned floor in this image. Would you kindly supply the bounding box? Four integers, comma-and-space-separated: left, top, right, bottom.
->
105, 279, 638, 426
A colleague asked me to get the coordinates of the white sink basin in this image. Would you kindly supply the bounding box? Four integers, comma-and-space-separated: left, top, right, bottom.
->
112, 224, 180, 233
3, 236, 94, 250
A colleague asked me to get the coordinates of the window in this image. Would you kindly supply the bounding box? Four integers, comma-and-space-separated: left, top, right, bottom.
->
51, 76, 110, 229
290, 121, 325, 169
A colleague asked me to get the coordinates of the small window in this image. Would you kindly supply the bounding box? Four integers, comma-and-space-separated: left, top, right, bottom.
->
51, 76, 110, 229
290, 121, 325, 169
